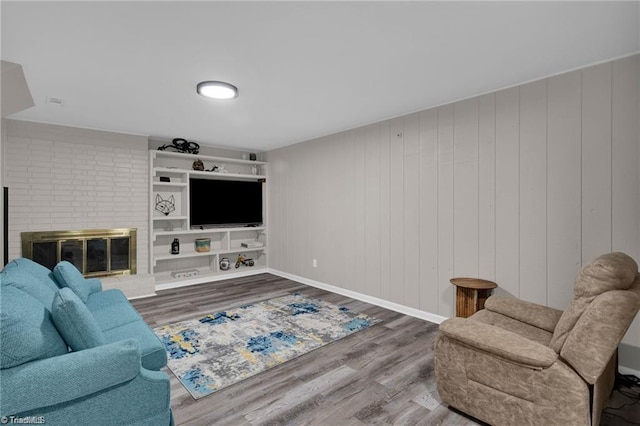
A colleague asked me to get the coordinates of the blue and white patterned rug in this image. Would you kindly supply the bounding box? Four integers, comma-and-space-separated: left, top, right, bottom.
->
153, 293, 380, 399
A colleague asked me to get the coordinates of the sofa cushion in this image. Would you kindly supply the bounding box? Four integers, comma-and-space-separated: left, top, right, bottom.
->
91, 303, 143, 332
53, 261, 91, 303
1, 267, 58, 311
51, 288, 106, 351
103, 321, 167, 371
1, 286, 68, 368
85, 288, 129, 311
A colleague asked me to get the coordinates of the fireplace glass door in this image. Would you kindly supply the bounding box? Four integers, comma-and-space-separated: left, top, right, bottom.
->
21, 228, 136, 278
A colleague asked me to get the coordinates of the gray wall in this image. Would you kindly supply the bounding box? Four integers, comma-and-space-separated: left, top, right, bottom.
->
268, 55, 640, 352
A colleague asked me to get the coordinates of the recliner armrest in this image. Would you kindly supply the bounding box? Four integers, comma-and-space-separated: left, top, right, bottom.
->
439, 317, 558, 368
1, 339, 141, 415
484, 295, 563, 333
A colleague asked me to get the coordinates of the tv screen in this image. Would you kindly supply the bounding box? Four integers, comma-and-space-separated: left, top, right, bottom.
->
190, 178, 263, 227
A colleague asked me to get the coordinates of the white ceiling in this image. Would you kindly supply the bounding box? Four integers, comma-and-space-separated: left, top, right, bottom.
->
2, 1, 639, 152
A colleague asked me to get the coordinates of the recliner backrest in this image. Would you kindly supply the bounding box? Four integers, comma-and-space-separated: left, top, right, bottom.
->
560, 277, 640, 384
549, 252, 638, 353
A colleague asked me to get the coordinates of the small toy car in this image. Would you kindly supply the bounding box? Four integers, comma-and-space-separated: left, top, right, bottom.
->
235, 254, 255, 268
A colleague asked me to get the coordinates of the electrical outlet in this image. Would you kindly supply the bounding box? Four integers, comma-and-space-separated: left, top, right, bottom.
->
312, 259, 317, 268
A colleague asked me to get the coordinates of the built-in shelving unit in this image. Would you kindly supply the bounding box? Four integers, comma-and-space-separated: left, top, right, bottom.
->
150, 150, 267, 288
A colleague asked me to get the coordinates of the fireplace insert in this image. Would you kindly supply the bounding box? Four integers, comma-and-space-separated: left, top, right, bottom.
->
21, 228, 136, 278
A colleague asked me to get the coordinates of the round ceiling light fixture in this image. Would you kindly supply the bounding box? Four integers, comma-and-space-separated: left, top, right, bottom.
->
196, 81, 238, 100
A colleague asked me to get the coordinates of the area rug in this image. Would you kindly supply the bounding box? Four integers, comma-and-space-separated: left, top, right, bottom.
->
153, 293, 380, 399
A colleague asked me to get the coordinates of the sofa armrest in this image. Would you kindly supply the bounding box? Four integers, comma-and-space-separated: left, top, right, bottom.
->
439, 318, 558, 368
85, 277, 103, 294
484, 295, 564, 333
1, 339, 141, 415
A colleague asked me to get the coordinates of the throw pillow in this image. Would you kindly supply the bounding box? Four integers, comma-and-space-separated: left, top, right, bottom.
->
8, 258, 60, 288
51, 288, 106, 351
0, 268, 59, 311
53, 261, 91, 303
0, 286, 68, 368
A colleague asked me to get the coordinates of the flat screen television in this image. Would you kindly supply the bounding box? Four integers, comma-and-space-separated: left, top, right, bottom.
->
189, 178, 263, 227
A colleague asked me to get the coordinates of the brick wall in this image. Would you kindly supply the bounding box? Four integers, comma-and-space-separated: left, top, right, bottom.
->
4, 119, 154, 298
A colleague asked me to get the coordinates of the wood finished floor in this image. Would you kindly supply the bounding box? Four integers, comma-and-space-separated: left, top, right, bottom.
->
132, 273, 478, 426
132, 274, 640, 426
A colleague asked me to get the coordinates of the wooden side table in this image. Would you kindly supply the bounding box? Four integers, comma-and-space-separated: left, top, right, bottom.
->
450, 277, 498, 318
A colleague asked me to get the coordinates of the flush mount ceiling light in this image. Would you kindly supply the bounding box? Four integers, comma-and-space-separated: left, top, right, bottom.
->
196, 81, 238, 100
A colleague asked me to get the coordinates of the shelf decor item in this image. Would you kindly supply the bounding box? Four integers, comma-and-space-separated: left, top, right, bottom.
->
171, 238, 180, 255
195, 238, 211, 253
157, 138, 200, 154
235, 254, 254, 268
219, 257, 230, 271
192, 159, 205, 171
155, 194, 176, 216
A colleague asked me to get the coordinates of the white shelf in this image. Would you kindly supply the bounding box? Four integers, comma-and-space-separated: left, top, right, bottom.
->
154, 251, 214, 262
155, 226, 265, 236
189, 170, 266, 181
152, 168, 188, 176
153, 167, 264, 181
154, 247, 266, 262
154, 250, 228, 262
152, 215, 188, 221
221, 247, 266, 255
153, 150, 267, 166
152, 182, 188, 188
154, 229, 214, 237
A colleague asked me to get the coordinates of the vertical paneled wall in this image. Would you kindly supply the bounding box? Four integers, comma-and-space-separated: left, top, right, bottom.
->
268, 55, 640, 347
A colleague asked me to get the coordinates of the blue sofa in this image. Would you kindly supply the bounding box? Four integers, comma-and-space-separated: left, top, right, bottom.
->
0, 258, 173, 425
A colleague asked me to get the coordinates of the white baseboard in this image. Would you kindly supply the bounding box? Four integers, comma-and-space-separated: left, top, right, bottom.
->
267, 268, 449, 325
618, 366, 640, 378
128, 292, 157, 300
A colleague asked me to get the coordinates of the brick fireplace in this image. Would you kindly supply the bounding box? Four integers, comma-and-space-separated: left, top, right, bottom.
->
4, 120, 154, 299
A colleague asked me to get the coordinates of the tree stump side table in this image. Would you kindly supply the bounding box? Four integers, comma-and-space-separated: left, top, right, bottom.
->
450, 277, 498, 318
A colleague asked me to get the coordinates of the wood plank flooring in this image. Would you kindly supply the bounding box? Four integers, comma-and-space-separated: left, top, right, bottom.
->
131, 274, 478, 426
132, 273, 640, 426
